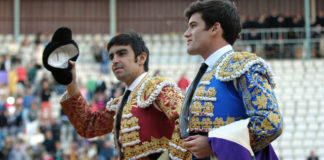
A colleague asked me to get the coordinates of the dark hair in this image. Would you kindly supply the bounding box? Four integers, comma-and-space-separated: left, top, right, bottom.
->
107, 33, 149, 71
184, 0, 241, 45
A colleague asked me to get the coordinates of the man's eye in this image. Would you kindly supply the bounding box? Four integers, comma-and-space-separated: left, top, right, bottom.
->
119, 51, 126, 56
109, 55, 114, 60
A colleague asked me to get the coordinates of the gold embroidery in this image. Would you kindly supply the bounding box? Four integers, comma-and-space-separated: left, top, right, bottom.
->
123, 136, 170, 159
191, 102, 202, 113
252, 92, 268, 110
268, 112, 281, 127
203, 102, 214, 113
191, 101, 214, 115
195, 86, 206, 97
218, 52, 258, 79
194, 86, 217, 98
121, 131, 140, 144
189, 116, 237, 131
121, 117, 139, 130
140, 76, 170, 103
206, 87, 217, 97
201, 71, 214, 82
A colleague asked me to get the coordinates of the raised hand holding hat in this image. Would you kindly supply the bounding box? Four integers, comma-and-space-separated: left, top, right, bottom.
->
42, 27, 79, 85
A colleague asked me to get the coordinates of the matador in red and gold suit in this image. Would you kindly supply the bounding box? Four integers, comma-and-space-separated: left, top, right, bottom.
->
60, 73, 192, 160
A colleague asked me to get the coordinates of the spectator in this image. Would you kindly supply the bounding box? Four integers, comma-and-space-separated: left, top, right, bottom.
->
247, 28, 261, 52
99, 46, 110, 75
34, 32, 42, 45
257, 13, 267, 28
91, 40, 102, 63
95, 75, 107, 94
311, 24, 323, 58
50, 120, 60, 142
266, 9, 279, 28
40, 80, 52, 122
19, 38, 33, 66
177, 73, 189, 94
3, 54, 12, 72
307, 150, 319, 160
293, 13, 304, 27
98, 140, 115, 160
29, 129, 45, 147
277, 15, 285, 28
1, 136, 14, 160
264, 38, 280, 59
54, 141, 63, 160
43, 130, 56, 156
8, 67, 18, 96
22, 87, 36, 122
27, 101, 38, 122
86, 76, 97, 101
313, 10, 324, 26
284, 29, 297, 58
7, 40, 19, 63
8, 139, 28, 160
283, 10, 294, 28
0, 109, 9, 150
0, 55, 6, 71
31, 143, 46, 160
27, 61, 39, 84
240, 14, 248, 29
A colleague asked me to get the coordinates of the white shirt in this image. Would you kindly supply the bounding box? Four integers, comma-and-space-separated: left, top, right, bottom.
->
125, 72, 148, 101
204, 45, 233, 72
127, 72, 148, 91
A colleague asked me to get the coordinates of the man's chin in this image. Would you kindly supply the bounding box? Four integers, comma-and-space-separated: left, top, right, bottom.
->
114, 74, 126, 82
187, 50, 199, 55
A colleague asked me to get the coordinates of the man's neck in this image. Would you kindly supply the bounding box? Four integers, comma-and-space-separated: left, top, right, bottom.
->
202, 41, 229, 60
126, 72, 147, 91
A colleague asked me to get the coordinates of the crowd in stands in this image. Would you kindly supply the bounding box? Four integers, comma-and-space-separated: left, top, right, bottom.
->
239, 10, 324, 59
0, 34, 121, 160
241, 9, 324, 29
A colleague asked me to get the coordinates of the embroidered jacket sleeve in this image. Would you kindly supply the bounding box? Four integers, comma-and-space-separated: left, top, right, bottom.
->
237, 64, 283, 152
60, 92, 117, 138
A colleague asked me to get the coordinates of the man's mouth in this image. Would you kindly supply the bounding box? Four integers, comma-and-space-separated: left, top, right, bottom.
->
187, 39, 192, 45
113, 66, 123, 72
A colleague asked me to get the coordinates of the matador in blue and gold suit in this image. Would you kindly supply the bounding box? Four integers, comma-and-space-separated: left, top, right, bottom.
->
180, 45, 283, 160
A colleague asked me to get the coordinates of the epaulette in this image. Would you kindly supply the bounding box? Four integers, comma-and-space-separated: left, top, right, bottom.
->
137, 76, 180, 108
215, 52, 276, 88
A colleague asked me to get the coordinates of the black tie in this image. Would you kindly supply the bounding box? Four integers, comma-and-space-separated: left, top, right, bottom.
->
179, 63, 208, 138
115, 90, 131, 154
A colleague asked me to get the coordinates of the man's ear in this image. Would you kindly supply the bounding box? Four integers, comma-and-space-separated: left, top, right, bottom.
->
136, 52, 147, 65
211, 22, 221, 36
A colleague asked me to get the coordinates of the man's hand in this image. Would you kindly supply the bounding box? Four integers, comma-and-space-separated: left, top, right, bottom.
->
66, 60, 79, 97
183, 135, 213, 158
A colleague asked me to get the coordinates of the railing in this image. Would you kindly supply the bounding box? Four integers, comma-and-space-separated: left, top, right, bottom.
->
240, 27, 323, 40
236, 27, 324, 59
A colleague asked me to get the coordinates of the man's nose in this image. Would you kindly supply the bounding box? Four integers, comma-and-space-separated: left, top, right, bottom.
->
184, 29, 191, 38
111, 56, 119, 64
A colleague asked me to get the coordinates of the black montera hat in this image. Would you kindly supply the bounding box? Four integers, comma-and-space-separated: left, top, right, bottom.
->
42, 27, 79, 85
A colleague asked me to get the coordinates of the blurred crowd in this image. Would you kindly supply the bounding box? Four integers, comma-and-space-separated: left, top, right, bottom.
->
240, 9, 324, 29
239, 10, 324, 59
0, 34, 122, 160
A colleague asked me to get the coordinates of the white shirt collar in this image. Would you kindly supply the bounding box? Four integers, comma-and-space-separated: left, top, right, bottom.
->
204, 45, 233, 71
126, 72, 148, 92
